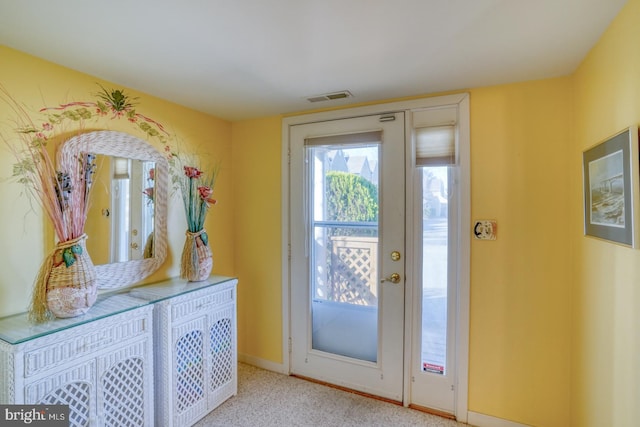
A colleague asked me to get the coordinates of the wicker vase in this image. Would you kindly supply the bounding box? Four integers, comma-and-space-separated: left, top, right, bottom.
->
181, 229, 213, 282
31, 234, 98, 321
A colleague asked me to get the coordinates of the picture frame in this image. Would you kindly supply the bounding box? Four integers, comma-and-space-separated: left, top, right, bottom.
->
583, 126, 640, 248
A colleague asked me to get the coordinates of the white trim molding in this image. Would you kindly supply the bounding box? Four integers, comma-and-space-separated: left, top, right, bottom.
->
467, 411, 533, 427
455, 93, 471, 423
238, 353, 288, 375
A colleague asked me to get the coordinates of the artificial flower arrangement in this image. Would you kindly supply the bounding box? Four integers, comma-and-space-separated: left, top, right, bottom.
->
0, 83, 175, 321
173, 155, 220, 281
1, 85, 97, 321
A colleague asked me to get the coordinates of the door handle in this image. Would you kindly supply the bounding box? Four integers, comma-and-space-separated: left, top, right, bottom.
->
381, 273, 401, 284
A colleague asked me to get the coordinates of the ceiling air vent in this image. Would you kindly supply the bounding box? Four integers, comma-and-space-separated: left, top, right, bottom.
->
306, 90, 353, 103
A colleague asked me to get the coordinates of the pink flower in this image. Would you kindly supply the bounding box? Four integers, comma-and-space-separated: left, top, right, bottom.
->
198, 186, 217, 207
42, 122, 53, 131
184, 166, 202, 179
198, 186, 213, 199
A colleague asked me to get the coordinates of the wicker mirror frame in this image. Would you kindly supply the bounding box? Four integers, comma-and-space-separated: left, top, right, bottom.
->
59, 130, 168, 289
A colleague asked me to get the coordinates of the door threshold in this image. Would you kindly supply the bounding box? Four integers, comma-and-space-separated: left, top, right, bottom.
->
408, 403, 456, 420
292, 374, 457, 421
291, 374, 402, 406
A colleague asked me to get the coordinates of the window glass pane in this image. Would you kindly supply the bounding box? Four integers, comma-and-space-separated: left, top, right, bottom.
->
421, 167, 448, 375
308, 144, 379, 362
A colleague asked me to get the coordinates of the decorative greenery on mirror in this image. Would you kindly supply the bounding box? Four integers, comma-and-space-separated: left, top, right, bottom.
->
59, 131, 168, 289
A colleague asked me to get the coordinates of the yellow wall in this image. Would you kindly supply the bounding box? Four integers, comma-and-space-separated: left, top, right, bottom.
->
0, 45, 235, 317
468, 79, 573, 426
571, 0, 640, 426
231, 117, 283, 363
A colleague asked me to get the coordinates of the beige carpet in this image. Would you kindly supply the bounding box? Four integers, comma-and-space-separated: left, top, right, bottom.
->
196, 363, 467, 427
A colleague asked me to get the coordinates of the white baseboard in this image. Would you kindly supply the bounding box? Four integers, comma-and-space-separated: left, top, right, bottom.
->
238, 353, 288, 374
467, 411, 532, 427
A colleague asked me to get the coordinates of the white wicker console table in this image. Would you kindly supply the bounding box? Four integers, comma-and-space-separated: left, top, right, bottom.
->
0, 275, 237, 427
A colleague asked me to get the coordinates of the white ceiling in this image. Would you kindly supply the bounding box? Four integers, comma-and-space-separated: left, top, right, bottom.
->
0, 0, 628, 121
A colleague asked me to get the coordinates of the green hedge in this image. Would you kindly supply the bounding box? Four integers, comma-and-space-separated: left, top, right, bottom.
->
326, 171, 378, 222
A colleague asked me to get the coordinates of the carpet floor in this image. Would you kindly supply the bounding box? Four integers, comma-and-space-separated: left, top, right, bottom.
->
195, 363, 468, 427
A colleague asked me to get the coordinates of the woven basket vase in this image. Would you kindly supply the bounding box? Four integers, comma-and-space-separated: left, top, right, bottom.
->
46, 235, 98, 318
181, 229, 213, 282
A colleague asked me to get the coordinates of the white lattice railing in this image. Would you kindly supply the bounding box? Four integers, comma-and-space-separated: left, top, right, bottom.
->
328, 236, 378, 306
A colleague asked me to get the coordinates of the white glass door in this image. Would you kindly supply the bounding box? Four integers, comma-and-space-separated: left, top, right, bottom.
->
289, 113, 405, 401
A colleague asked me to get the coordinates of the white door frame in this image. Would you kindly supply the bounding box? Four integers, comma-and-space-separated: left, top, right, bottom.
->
281, 93, 470, 422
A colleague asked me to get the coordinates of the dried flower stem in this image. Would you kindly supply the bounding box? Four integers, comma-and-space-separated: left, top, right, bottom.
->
1, 84, 94, 243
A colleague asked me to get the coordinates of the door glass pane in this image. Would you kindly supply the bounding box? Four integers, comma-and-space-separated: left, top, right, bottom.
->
308, 144, 379, 362
421, 167, 448, 374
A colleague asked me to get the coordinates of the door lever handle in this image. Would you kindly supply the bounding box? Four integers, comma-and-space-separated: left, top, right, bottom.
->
381, 273, 401, 284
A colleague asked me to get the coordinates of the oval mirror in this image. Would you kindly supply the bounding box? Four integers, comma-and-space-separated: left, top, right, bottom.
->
58, 130, 168, 289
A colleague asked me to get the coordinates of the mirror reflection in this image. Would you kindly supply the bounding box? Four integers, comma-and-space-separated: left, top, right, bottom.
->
58, 130, 169, 289
85, 156, 156, 264
59, 130, 168, 290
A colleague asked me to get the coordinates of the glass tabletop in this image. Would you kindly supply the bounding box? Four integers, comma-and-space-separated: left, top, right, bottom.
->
129, 275, 236, 302
0, 293, 148, 345
0, 275, 236, 345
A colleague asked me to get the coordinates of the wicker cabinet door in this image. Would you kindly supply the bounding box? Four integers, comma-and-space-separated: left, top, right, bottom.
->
172, 316, 208, 427
27, 359, 96, 427
98, 339, 152, 427
207, 302, 236, 410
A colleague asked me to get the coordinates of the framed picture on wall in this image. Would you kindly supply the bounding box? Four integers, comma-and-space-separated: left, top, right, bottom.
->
583, 126, 640, 248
